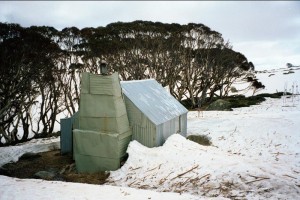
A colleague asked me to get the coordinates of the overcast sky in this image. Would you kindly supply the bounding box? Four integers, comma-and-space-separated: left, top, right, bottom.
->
1, 1, 300, 70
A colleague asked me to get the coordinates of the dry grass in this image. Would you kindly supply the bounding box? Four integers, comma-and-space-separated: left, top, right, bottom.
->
187, 135, 212, 146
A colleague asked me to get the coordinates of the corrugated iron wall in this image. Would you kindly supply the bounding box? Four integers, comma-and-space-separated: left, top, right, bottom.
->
60, 117, 73, 154
180, 113, 187, 137
124, 96, 156, 148
156, 114, 187, 146
60, 112, 79, 154
157, 118, 177, 146
124, 94, 187, 148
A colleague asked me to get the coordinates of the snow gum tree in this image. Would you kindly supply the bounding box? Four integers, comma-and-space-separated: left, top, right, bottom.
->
0, 23, 62, 144
0, 21, 258, 145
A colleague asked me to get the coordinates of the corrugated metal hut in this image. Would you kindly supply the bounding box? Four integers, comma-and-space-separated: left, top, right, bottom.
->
121, 79, 188, 148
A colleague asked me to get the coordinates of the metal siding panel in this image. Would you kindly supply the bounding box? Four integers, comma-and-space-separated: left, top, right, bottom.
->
116, 97, 128, 116
60, 118, 73, 154
133, 115, 156, 148
74, 154, 121, 172
78, 72, 130, 134
180, 113, 187, 137
174, 116, 180, 133
124, 97, 156, 147
156, 118, 182, 146
117, 130, 132, 155
124, 96, 142, 125
80, 95, 126, 118
81, 72, 90, 94
73, 129, 132, 173
163, 120, 174, 141
117, 114, 131, 134
162, 122, 169, 143
60, 112, 79, 155
72, 112, 79, 129
156, 124, 164, 146
89, 73, 121, 96
79, 114, 129, 133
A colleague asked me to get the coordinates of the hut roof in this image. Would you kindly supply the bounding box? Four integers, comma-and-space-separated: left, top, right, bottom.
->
121, 79, 188, 125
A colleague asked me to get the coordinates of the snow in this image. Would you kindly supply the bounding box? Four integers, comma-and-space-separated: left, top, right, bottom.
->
106, 97, 300, 199
186, 98, 300, 199
0, 67, 299, 199
0, 175, 201, 200
0, 137, 60, 167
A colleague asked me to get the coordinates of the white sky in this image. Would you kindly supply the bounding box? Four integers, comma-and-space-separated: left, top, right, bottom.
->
0, 1, 300, 70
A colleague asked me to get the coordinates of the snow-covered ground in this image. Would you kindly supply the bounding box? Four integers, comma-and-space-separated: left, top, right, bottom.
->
0, 66, 299, 199
107, 97, 300, 199
0, 175, 201, 200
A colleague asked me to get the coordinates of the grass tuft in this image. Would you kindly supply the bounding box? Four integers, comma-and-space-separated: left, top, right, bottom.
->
187, 135, 212, 146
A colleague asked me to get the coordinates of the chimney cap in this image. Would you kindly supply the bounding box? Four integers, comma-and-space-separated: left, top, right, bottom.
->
99, 60, 108, 75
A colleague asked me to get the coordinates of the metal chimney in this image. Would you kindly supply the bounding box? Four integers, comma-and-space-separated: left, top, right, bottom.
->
100, 60, 108, 75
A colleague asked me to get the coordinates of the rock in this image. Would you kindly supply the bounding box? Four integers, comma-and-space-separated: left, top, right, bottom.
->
33, 170, 56, 180
206, 99, 232, 111
20, 152, 41, 160
60, 163, 76, 174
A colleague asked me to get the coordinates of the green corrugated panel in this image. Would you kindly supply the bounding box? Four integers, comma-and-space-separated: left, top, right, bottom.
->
79, 114, 130, 133
73, 129, 131, 158
73, 129, 132, 172
89, 73, 121, 96
74, 154, 121, 172
73, 112, 79, 129
80, 95, 126, 118
81, 73, 90, 94
81, 72, 122, 96
79, 72, 130, 132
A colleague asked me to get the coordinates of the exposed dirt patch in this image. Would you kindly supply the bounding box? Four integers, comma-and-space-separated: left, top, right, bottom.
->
0, 150, 109, 185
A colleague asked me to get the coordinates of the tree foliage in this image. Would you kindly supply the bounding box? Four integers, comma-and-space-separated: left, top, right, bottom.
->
0, 21, 260, 145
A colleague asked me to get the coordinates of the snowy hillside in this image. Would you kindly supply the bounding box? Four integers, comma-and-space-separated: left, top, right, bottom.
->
255, 66, 300, 95
233, 66, 300, 96
0, 66, 299, 199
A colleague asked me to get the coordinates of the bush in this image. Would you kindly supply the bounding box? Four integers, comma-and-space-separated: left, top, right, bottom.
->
182, 92, 288, 111
180, 99, 195, 109
257, 92, 291, 98
223, 95, 265, 108
187, 135, 212, 146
